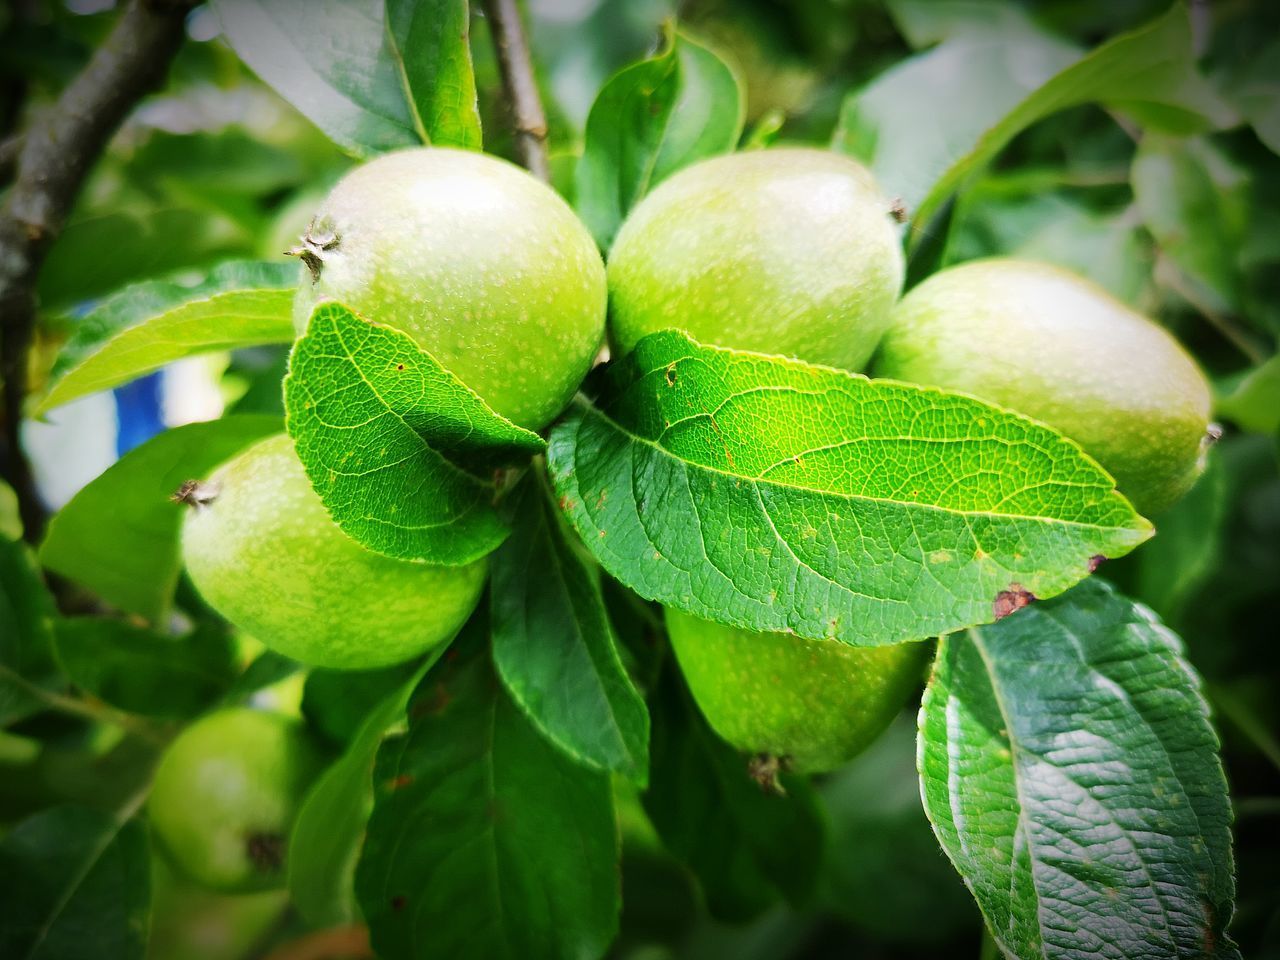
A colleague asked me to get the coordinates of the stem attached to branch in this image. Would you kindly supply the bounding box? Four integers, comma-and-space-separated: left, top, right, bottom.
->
0, 0, 194, 543
481, 0, 551, 182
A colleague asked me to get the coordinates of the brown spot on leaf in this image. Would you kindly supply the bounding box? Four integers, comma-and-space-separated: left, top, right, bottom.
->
388, 773, 414, 790
245, 832, 285, 874
1088, 555, 1107, 573
396, 363, 405, 371
409, 681, 452, 719
391, 895, 408, 912
664, 364, 678, 387
889, 198, 908, 223
993, 584, 1035, 620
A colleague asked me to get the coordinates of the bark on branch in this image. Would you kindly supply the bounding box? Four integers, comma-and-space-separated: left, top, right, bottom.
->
0, 0, 194, 543
481, 0, 551, 182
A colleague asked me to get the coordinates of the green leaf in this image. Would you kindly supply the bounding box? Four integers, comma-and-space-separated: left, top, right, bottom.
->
0, 806, 150, 960
385, 0, 482, 150
354, 631, 619, 959
547, 331, 1152, 646
0, 536, 60, 726
302, 661, 420, 747
1217, 354, 1280, 434
490, 473, 649, 782
838, 5, 1237, 243
1132, 134, 1250, 314
283, 301, 544, 566
576, 30, 745, 249
642, 664, 825, 922
918, 579, 1239, 960
37, 208, 251, 312
289, 656, 434, 926
39, 416, 282, 623
210, 0, 421, 158
53, 619, 237, 719
37, 262, 297, 416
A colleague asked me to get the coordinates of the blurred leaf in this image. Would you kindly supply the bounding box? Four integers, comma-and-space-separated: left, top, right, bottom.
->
210, 0, 420, 158
39, 416, 281, 623
818, 715, 976, 945
289, 657, 433, 926
0, 806, 150, 960
38, 208, 250, 312
1218, 355, 1280, 434
354, 633, 619, 959
919, 579, 1239, 960
1131, 450, 1228, 624
888, 0, 1057, 48
840, 5, 1237, 244
547, 330, 1151, 647
1222, 35, 1280, 157
833, 30, 1080, 213
385, 0, 482, 150
301, 660, 419, 747
38, 263, 297, 416
576, 30, 745, 249
126, 129, 306, 196
284, 302, 543, 566
0, 537, 60, 727
221, 650, 302, 705
1132, 134, 1250, 314
0, 480, 20, 540
491, 474, 649, 782
642, 665, 825, 922
947, 188, 1153, 304
53, 619, 237, 719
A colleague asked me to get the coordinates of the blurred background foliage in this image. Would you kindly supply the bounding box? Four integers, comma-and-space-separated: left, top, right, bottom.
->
1, 1, 1277, 958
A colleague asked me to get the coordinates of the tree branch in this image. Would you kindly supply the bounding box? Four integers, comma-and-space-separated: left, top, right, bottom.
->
481, 0, 550, 182
0, 0, 194, 544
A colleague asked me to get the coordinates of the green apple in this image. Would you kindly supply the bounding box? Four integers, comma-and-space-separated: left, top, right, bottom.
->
292, 147, 606, 430
148, 708, 324, 893
665, 609, 928, 775
873, 258, 1213, 516
181, 434, 486, 670
607, 147, 904, 371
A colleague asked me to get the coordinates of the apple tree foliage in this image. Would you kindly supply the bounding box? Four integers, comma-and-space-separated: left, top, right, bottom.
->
3, 1, 1278, 958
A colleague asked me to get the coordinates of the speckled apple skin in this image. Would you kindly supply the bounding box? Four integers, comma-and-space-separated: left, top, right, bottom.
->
607, 148, 904, 372
665, 608, 928, 774
292, 147, 606, 430
873, 258, 1212, 517
148, 708, 324, 893
182, 434, 487, 669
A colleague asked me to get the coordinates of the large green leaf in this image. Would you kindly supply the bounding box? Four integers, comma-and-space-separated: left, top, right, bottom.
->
210, 0, 420, 158
354, 631, 619, 960
385, 0, 481, 150
575, 30, 744, 249
39, 416, 282, 623
1217, 354, 1280, 435
0, 806, 150, 960
837, 5, 1236, 243
642, 665, 826, 922
284, 302, 544, 566
1132, 134, 1250, 314
289, 657, 434, 926
0, 536, 60, 726
53, 619, 237, 719
490, 474, 648, 782
547, 331, 1151, 646
918, 579, 1238, 960
37, 262, 297, 416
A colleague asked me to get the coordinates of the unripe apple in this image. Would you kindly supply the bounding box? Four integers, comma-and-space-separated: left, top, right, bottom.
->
873, 258, 1213, 516
666, 609, 928, 775
148, 708, 324, 893
292, 147, 606, 430
607, 148, 904, 371
180, 434, 486, 669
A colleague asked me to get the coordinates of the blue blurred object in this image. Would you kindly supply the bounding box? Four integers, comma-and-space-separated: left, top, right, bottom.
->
113, 372, 166, 455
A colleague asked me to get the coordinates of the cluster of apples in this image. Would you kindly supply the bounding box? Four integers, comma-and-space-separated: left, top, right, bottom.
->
155, 145, 1211, 888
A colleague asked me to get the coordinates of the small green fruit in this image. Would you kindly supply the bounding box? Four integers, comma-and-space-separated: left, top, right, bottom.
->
181, 434, 486, 669
292, 147, 606, 430
148, 708, 324, 893
665, 609, 928, 775
607, 147, 904, 371
873, 258, 1213, 516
